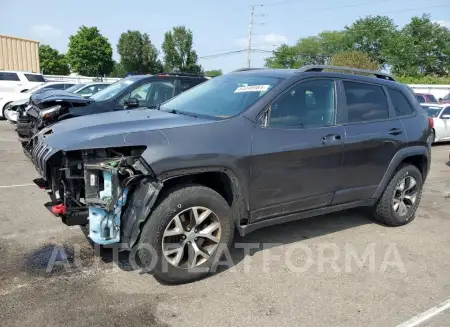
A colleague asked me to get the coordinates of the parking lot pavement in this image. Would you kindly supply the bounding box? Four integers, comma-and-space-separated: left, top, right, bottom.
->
1, 120, 450, 327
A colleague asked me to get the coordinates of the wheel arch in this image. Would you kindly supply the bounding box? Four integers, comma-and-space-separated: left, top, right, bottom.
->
158, 166, 249, 226
373, 146, 430, 199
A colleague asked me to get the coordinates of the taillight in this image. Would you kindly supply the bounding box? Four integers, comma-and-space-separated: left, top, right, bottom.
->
429, 117, 434, 129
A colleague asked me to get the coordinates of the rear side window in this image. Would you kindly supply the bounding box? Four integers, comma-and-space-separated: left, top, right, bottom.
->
25, 74, 45, 82
427, 94, 437, 103
343, 81, 389, 123
388, 88, 414, 117
415, 95, 425, 103
0, 72, 20, 81
46, 84, 66, 90
180, 79, 204, 93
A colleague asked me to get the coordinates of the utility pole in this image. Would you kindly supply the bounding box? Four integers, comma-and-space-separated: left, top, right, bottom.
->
246, 6, 254, 68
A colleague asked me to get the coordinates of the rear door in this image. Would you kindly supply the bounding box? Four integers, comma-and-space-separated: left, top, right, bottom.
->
334, 80, 407, 204
250, 78, 345, 222
0, 72, 21, 92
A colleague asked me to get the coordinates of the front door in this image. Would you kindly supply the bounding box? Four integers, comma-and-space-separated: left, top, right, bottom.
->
250, 78, 344, 222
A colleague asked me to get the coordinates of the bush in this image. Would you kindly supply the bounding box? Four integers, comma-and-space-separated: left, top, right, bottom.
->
396, 75, 450, 85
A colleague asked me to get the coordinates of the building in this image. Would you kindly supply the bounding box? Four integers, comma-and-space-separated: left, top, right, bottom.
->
0, 34, 40, 73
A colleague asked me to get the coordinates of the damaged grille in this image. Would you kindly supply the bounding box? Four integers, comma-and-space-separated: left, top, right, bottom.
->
31, 139, 53, 179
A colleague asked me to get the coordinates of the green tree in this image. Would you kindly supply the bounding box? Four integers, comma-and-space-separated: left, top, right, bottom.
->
204, 69, 222, 77
387, 15, 450, 77
265, 31, 351, 68
330, 51, 379, 70
162, 26, 202, 73
108, 61, 127, 78
39, 45, 70, 75
67, 26, 113, 76
345, 16, 398, 66
117, 30, 163, 74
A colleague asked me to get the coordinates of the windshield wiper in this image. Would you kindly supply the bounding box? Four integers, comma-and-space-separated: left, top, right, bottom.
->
165, 109, 197, 118
147, 104, 161, 110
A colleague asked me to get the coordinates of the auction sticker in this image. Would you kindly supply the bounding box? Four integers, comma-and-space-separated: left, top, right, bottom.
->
234, 85, 270, 93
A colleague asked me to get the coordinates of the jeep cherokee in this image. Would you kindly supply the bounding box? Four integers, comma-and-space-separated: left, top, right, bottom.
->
30, 65, 431, 284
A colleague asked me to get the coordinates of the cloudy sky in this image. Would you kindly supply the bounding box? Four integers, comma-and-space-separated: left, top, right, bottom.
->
1, 0, 449, 72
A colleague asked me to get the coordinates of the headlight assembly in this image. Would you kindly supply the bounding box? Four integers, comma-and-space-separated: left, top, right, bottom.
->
39, 105, 62, 119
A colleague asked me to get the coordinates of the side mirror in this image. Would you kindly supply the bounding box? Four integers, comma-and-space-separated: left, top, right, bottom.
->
124, 97, 139, 109
441, 114, 450, 119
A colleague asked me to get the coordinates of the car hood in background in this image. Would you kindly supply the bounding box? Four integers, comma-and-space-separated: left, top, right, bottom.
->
31, 89, 93, 107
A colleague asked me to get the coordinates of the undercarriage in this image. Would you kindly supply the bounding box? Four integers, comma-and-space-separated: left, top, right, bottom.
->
33, 146, 161, 249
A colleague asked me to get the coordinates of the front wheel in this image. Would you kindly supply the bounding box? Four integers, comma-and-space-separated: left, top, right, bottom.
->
372, 164, 423, 226
138, 184, 234, 284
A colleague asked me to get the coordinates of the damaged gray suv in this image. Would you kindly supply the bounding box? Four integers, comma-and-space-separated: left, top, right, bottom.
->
31, 65, 431, 283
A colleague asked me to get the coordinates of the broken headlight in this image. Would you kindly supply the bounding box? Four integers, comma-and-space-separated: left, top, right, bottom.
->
39, 105, 62, 119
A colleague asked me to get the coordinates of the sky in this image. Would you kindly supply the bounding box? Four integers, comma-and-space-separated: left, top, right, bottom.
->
1, 0, 449, 73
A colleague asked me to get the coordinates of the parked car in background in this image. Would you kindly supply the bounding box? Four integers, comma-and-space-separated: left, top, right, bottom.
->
29, 65, 431, 284
17, 73, 207, 146
439, 93, 450, 104
65, 82, 111, 98
0, 81, 76, 119
420, 103, 450, 143
415, 93, 438, 104
0, 71, 46, 92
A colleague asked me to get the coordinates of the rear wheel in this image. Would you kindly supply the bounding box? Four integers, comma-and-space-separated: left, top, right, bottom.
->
373, 164, 423, 226
138, 184, 234, 284
1, 102, 11, 120
429, 129, 435, 145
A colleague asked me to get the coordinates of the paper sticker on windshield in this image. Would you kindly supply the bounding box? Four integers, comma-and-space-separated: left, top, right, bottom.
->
234, 85, 270, 93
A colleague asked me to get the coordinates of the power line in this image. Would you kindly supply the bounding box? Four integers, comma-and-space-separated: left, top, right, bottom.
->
199, 50, 247, 59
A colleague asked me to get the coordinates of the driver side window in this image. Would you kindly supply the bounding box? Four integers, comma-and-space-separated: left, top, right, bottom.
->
268, 79, 335, 128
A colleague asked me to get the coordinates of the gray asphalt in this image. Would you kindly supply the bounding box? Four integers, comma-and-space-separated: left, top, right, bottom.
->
1, 120, 450, 327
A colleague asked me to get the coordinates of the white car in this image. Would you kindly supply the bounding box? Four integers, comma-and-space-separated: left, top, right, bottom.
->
0, 71, 46, 93
0, 81, 75, 118
420, 103, 450, 143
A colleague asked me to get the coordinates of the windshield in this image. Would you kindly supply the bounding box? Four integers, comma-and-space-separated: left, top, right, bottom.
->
90, 76, 141, 101
421, 105, 442, 117
159, 73, 285, 118
26, 82, 48, 94
66, 84, 86, 93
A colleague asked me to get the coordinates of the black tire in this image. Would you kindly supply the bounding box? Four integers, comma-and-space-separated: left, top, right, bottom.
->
430, 129, 435, 145
138, 184, 234, 284
372, 164, 423, 226
1, 102, 11, 120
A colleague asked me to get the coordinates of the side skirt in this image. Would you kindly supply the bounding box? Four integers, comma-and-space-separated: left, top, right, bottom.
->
237, 199, 376, 236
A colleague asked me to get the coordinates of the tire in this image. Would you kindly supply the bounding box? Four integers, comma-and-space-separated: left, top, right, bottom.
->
372, 164, 423, 226
1, 102, 11, 120
429, 129, 435, 145
138, 184, 234, 284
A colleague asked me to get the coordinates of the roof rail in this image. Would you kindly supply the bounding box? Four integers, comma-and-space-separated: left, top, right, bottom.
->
232, 68, 265, 72
158, 72, 205, 78
297, 65, 395, 81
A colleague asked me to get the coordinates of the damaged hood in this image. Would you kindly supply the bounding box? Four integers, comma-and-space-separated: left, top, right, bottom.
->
31, 89, 93, 107
38, 109, 213, 151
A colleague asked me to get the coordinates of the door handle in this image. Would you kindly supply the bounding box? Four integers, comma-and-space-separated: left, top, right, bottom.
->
388, 128, 403, 135
322, 134, 342, 144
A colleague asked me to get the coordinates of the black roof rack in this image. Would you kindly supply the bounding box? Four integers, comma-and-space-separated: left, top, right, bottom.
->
297, 65, 395, 81
158, 72, 205, 78
232, 68, 265, 72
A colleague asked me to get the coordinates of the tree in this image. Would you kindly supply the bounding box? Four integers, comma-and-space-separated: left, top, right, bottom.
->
108, 61, 127, 78
39, 45, 70, 75
204, 69, 222, 77
345, 16, 398, 67
330, 51, 379, 70
117, 30, 163, 74
162, 26, 202, 73
67, 26, 113, 76
265, 31, 351, 68
387, 15, 450, 77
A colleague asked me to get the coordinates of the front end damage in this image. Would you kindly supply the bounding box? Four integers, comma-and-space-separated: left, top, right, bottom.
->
34, 147, 162, 250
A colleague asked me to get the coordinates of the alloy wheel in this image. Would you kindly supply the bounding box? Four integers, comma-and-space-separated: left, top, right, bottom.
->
392, 176, 418, 218
162, 206, 222, 269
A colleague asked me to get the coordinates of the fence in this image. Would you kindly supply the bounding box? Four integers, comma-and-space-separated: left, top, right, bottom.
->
44, 75, 121, 84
